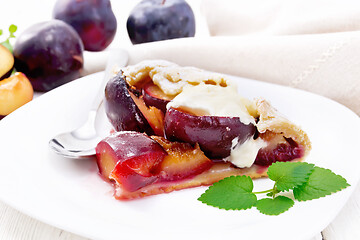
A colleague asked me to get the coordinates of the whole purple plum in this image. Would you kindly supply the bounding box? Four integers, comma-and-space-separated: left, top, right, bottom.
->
53, 0, 117, 51
13, 20, 83, 92
127, 0, 195, 44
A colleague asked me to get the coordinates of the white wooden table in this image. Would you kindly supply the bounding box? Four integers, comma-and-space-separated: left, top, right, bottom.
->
1, 0, 360, 239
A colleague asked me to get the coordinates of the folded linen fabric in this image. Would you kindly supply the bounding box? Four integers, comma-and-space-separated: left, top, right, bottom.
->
201, 0, 360, 36
198, 0, 360, 115
125, 31, 360, 115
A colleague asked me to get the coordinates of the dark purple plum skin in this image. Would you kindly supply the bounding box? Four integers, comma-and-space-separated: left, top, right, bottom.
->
13, 20, 83, 92
97, 131, 166, 164
53, 0, 117, 51
127, 0, 195, 44
105, 73, 153, 134
142, 86, 170, 113
96, 131, 167, 190
254, 138, 304, 166
164, 108, 256, 159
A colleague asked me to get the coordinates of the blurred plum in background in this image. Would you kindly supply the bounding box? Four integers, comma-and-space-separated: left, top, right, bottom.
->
53, 0, 117, 51
127, 0, 195, 44
13, 20, 84, 91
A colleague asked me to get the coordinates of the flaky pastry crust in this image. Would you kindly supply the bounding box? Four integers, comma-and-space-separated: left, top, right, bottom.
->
123, 60, 236, 96
255, 98, 312, 159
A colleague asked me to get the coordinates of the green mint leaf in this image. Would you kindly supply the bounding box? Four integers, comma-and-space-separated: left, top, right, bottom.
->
0, 24, 17, 53
8, 24, 17, 38
256, 196, 294, 215
266, 192, 273, 197
267, 162, 315, 192
293, 166, 350, 201
198, 175, 257, 210
9, 24, 17, 33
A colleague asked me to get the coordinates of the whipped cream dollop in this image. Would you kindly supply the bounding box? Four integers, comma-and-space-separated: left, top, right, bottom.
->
229, 137, 267, 168
167, 84, 256, 125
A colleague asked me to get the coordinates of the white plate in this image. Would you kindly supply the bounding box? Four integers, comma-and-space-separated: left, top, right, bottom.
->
0, 72, 359, 240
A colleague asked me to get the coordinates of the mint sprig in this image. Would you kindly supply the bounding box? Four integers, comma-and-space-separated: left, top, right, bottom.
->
293, 166, 349, 201
256, 196, 294, 215
0, 24, 17, 52
198, 162, 350, 216
198, 175, 257, 210
268, 161, 314, 192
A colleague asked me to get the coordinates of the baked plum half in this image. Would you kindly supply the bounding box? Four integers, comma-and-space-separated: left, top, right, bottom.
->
96, 131, 167, 190
164, 108, 256, 159
105, 73, 166, 135
142, 82, 172, 113
96, 132, 214, 199
254, 136, 304, 166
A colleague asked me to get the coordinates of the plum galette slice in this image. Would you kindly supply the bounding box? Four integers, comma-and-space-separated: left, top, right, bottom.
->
96, 60, 311, 200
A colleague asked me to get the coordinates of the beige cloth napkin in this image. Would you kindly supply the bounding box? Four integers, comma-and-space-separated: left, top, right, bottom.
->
126, 31, 360, 115
201, 0, 360, 36
85, 0, 360, 115
201, 0, 360, 116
